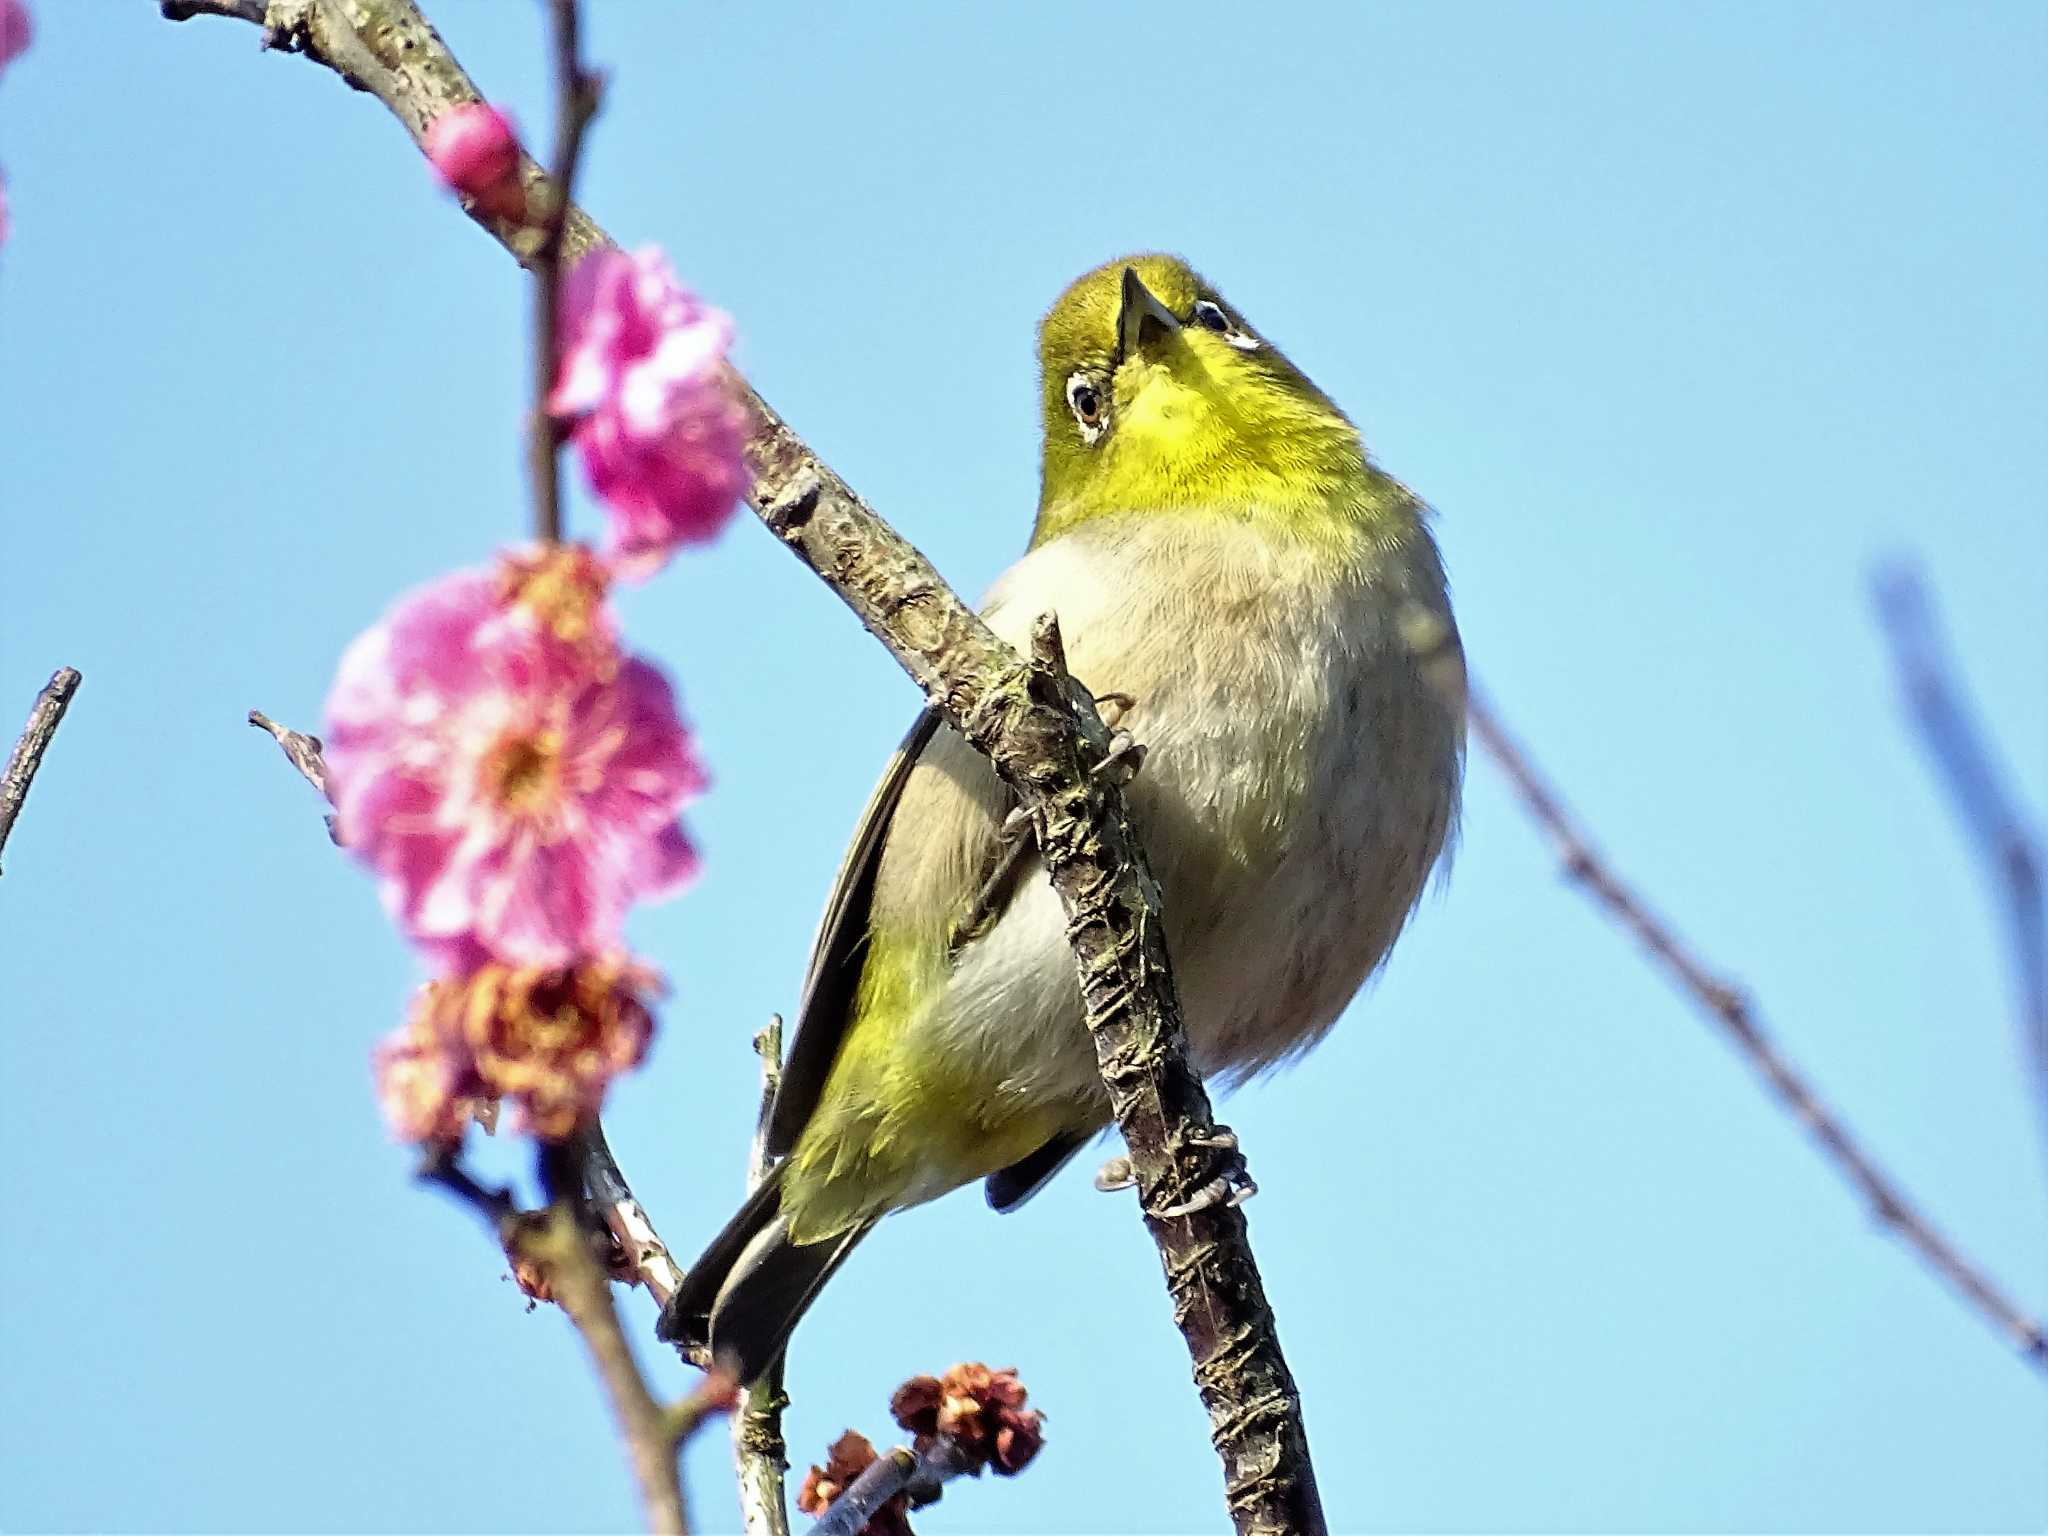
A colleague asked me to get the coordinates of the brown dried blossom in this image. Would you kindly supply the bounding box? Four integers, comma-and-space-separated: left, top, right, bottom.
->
374, 956, 658, 1143
890, 1363, 1044, 1477
797, 1430, 914, 1536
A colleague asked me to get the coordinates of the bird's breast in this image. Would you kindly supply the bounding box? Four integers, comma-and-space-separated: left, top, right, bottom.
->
896, 510, 1463, 1121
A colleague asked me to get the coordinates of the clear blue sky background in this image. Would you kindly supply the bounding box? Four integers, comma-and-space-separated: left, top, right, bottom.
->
3, 4, 2044, 1532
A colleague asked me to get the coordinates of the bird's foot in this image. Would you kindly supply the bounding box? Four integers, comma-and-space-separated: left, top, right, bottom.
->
1095, 1129, 1260, 1215
1147, 1126, 1257, 1219
1093, 1154, 1136, 1192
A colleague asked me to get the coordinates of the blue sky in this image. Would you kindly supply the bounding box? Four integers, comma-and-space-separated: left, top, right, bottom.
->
3, 3, 2044, 1532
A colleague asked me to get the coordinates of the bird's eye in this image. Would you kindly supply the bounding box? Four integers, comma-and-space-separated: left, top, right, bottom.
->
1066, 371, 1107, 443
1192, 297, 1261, 351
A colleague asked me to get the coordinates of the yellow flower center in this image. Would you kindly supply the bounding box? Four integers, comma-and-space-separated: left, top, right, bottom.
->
483, 730, 561, 815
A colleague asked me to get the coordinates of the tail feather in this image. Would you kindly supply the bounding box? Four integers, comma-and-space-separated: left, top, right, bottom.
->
656, 1164, 874, 1383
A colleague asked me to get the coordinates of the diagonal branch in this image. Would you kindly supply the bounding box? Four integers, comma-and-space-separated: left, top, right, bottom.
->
0, 667, 82, 877
733, 1019, 793, 1536
165, 3, 1326, 1528
1466, 689, 2047, 1373
1873, 563, 2047, 1163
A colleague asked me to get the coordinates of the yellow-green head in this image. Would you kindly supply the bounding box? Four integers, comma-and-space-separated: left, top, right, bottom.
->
1034, 254, 1384, 546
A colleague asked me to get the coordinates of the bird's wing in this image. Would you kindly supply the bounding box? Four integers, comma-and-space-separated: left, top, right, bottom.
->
765, 708, 944, 1158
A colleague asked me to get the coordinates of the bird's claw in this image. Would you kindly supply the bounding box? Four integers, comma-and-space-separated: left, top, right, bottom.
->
1149, 1171, 1259, 1219
1146, 1124, 1257, 1219
1093, 728, 1146, 785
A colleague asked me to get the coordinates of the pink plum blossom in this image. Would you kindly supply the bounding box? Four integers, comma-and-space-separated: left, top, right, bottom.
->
324, 548, 705, 972
550, 246, 749, 579
1, 0, 25, 250
0, 0, 29, 77
422, 102, 525, 218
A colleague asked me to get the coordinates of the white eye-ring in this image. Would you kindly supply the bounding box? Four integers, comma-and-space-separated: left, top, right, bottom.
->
1192, 298, 1261, 351
1066, 371, 1108, 443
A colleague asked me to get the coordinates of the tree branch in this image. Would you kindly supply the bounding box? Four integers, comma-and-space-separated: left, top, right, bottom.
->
575, 1118, 685, 1306
528, 1192, 690, 1536
423, 1142, 731, 1536
733, 1019, 792, 1536
1466, 688, 2048, 1373
528, 0, 600, 544
0, 667, 82, 877
809, 1440, 976, 1536
1873, 563, 2048, 1163
578, 1027, 792, 1534
166, 4, 1326, 1526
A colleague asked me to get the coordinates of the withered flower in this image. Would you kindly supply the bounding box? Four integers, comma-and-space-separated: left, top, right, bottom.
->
796, 1430, 914, 1536
890, 1363, 1044, 1478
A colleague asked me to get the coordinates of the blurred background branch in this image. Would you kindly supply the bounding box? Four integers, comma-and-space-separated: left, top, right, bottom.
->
1467, 689, 2047, 1373
1873, 562, 2047, 1163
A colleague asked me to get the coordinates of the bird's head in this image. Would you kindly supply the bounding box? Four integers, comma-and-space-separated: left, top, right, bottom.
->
1033, 254, 1366, 545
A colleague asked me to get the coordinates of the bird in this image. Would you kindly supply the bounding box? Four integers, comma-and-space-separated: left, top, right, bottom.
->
658, 254, 1465, 1381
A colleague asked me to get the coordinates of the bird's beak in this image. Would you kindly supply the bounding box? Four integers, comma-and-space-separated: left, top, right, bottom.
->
1118, 266, 1182, 359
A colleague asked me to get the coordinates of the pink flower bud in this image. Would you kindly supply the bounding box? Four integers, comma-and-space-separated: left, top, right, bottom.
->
423, 103, 524, 214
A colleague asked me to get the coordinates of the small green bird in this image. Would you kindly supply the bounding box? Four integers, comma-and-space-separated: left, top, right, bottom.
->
660, 255, 1464, 1378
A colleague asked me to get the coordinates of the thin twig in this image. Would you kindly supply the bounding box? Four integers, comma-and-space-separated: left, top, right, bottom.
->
534, 1141, 695, 1536
247, 708, 340, 842
248, 709, 330, 795
416, 1146, 519, 1224
734, 1018, 792, 1536
810, 1440, 976, 1536
1873, 563, 2048, 1159
1466, 687, 2048, 1373
164, 6, 1327, 1527
529, 0, 602, 545
0, 667, 82, 877
582, 1119, 689, 1305
422, 1141, 713, 1535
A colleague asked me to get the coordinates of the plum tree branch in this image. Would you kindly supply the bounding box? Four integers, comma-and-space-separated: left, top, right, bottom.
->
423, 1143, 731, 1536
1873, 563, 2047, 1165
166, 3, 1325, 1528
733, 1019, 793, 1536
1465, 688, 2048, 1374
809, 1440, 977, 1536
0, 667, 82, 877
528, 0, 600, 543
